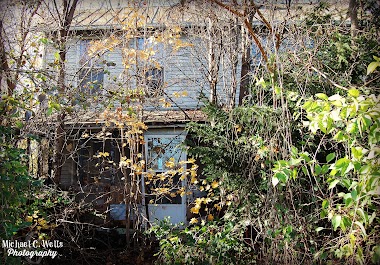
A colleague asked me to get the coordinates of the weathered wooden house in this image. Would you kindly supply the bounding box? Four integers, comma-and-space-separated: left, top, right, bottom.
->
37, 0, 249, 228
2, 0, 332, 228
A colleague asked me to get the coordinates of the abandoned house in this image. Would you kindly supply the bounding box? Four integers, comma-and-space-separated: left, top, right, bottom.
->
2, 0, 326, 228
38, 0, 247, 228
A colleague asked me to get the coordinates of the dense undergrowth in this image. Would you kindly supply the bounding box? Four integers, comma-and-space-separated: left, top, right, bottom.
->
148, 3, 380, 264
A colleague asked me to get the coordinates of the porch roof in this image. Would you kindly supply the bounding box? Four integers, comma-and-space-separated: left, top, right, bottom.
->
62, 109, 207, 129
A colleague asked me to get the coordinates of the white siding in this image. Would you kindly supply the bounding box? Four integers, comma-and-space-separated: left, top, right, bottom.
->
44, 33, 241, 109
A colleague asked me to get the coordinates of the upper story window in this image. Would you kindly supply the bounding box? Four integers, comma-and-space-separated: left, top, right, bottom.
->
145, 67, 163, 97
78, 39, 104, 94
136, 37, 165, 98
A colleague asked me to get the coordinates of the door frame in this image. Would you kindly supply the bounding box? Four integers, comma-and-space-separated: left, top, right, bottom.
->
142, 128, 187, 225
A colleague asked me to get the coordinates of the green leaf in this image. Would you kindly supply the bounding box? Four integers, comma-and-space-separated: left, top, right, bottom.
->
351, 189, 357, 201
347, 121, 358, 134
315, 164, 322, 175
40, 38, 48, 44
372, 246, 380, 264
351, 146, 363, 160
275, 172, 287, 183
322, 199, 329, 209
316, 93, 328, 100
320, 209, 328, 218
54, 51, 60, 62
333, 131, 347, 142
315, 227, 325, 232
356, 208, 367, 223
354, 221, 367, 237
367, 61, 380, 75
329, 179, 340, 190
335, 157, 350, 171
362, 114, 372, 128
321, 165, 330, 174
274, 86, 281, 95
343, 162, 354, 174
332, 215, 341, 231
301, 166, 308, 176
326, 152, 335, 163
348, 88, 360, 98
47, 107, 53, 116
345, 197, 353, 207
15, 121, 23, 129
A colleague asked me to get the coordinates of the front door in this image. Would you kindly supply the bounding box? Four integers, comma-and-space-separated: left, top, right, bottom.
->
143, 130, 187, 225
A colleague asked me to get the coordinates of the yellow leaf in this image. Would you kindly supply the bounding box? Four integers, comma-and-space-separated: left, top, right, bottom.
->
181, 91, 188, 97
234, 124, 242, 133
204, 198, 212, 204
207, 214, 214, 221
190, 207, 199, 214
191, 176, 198, 184
195, 198, 203, 204
211, 180, 219, 189
214, 204, 222, 211
190, 218, 198, 224
165, 160, 175, 168
190, 205, 200, 214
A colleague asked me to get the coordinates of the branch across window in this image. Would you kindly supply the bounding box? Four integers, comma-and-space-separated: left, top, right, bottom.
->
145, 67, 163, 97
145, 135, 186, 204
77, 39, 104, 94
79, 67, 104, 94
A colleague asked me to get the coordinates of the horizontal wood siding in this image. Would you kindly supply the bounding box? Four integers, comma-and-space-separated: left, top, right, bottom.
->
44, 34, 240, 109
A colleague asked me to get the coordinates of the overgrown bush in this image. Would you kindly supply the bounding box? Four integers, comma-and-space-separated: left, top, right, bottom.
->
149, 2, 379, 264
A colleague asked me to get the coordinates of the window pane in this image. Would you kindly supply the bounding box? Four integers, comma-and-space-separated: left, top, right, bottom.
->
79, 68, 104, 94
78, 39, 104, 95
145, 135, 185, 204
79, 39, 103, 67
145, 67, 163, 97
146, 136, 184, 171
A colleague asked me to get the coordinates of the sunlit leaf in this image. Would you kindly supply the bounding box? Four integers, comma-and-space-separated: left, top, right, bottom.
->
328, 179, 340, 190
367, 61, 380, 75
332, 215, 341, 231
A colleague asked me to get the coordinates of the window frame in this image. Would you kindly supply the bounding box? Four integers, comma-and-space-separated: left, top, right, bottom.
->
77, 38, 105, 95
135, 36, 165, 98
143, 131, 187, 205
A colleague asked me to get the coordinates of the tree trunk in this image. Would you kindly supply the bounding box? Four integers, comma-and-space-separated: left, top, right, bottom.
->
239, 25, 251, 105
348, 0, 359, 37
52, 0, 78, 185
207, 16, 222, 105
228, 16, 239, 109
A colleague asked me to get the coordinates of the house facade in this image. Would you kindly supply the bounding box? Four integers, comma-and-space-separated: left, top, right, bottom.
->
38, 0, 246, 228
1, 0, 337, 228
